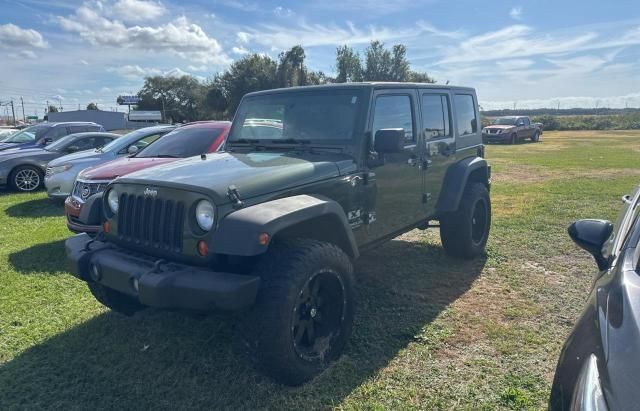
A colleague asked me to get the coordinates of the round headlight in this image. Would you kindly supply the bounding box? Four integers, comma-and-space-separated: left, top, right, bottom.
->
195, 200, 215, 231
107, 189, 119, 214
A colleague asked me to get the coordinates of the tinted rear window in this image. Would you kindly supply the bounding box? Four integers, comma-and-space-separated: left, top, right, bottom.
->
136, 128, 224, 158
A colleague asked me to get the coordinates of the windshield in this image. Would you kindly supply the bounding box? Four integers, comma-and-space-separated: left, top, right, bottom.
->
44, 134, 77, 152
492, 117, 517, 125
228, 90, 363, 144
3, 125, 49, 143
136, 127, 224, 158
99, 127, 168, 153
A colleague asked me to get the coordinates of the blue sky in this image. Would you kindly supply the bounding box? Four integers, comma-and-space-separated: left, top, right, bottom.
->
0, 0, 639, 116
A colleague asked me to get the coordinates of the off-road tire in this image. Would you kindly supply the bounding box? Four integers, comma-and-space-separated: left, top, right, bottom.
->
531, 131, 540, 142
241, 239, 355, 385
10, 165, 44, 192
510, 133, 517, 144
87, 282, 144, 316
439, 182, 491, 259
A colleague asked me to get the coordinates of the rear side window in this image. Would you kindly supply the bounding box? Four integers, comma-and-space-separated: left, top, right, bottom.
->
421, 94, 451, 138
372, 95, 414, 142
69, 125, 89, 133
49, 126, 70, 140
454, 94, 478, 136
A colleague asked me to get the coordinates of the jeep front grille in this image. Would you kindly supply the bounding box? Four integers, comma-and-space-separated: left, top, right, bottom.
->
117, 193, 185, 252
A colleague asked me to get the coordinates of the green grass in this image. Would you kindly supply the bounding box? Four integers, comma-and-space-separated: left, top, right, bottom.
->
1, 130, 639, 409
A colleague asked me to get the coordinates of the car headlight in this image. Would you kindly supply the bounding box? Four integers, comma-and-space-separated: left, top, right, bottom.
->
107, 189, 119, 214
48, 164, 72, 175
195, 200, 215, 231
571, 354, 608, 411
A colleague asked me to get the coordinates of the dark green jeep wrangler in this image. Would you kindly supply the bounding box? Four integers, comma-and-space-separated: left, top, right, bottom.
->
66, 83, 491, 385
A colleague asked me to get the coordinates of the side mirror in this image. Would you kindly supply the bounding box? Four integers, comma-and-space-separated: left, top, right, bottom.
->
42, 137, 53, 145
568, 219, 614, 270
127, 145, 139, 155
374, 128, 404, 153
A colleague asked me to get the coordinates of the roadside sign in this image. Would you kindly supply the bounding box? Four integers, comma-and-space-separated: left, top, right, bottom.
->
117, 95, 140, 105
128, 110, 162, 121
26, 115, 38, 120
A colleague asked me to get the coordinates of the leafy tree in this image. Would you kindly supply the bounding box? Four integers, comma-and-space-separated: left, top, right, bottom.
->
86, 102, 99, 110
212, 54, 278, 116
137, 75, 207, 123
47, 105, 58, 113
277, 45, 307, 87
363, 41, 393, 81
335, 45, 362, 82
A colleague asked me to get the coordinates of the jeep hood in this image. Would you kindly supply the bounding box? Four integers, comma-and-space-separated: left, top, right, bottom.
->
117, 151, 355, 204
79, 156, 178, 180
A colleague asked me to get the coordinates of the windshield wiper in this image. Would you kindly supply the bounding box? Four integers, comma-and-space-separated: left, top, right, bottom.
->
272, 138, 311, 145
229, 138, 261, 145
151, 154, 180, 158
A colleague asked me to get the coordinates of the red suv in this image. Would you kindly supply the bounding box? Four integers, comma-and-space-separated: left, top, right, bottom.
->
65, 121, 230, 234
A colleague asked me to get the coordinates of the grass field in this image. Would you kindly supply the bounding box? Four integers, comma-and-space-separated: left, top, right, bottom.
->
1, 130, 639, 409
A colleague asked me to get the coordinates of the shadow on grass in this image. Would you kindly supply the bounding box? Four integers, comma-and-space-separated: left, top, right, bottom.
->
5, 197, 64, 218
8, 239, 67, 275
0, 238, 485, 409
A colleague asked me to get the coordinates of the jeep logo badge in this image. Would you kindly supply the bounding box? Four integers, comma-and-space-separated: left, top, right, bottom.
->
143, 188, 158, 197
81, 186, 91, 200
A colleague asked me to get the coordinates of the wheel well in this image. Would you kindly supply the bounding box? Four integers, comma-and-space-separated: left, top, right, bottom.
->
467, 166, 489, 189
272, 214, 357, 258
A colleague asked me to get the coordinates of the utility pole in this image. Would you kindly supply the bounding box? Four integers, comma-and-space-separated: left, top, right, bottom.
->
10, 100, 16, 126
20, 97, 25, 122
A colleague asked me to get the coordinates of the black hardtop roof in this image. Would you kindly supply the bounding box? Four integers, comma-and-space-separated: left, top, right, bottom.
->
245, 82, 476, 97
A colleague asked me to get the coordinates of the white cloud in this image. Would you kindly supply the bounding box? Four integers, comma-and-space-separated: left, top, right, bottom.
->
495, 59, 534, 70
509, 7, 522, 20
108, 65, 196, 80
0, 23, 48, 49
112, 0, 167, 22
80, 59, 89, 65
7, 50, 38, 59
237, 31, 250, 43
100, 87, 112, 93
187, 65, 207, 71
232, 46, 249, 55
240, 21, 457, 50
58, 3, 230, 64
273, 6, 294, 17
439, 25, 598, 64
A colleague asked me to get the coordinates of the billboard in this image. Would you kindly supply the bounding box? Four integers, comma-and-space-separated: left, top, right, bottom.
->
117, 95, 141, 105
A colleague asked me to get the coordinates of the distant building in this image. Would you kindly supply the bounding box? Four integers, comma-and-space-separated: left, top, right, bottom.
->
48, 110, 126, 130
47, 110, 166, 131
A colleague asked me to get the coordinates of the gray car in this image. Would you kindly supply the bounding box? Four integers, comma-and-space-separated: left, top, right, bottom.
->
45, 125, 175, 199
0, 132, 118, 192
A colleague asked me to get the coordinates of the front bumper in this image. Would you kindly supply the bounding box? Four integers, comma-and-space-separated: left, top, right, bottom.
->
45, 170, 77, 198
65, 233, 260, 311
65, 196, 101, 233
482, 132, 510, 143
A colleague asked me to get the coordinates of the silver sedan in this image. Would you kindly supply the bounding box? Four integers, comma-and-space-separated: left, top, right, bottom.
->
45, 125, 175, 199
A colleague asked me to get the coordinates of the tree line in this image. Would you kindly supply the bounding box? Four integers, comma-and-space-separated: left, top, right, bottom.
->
135, 41, 434, 123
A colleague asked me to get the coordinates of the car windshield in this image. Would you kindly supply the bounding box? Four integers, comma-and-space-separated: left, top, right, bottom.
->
3, 125, 49, 143
135, 127, 223, 158
492, 118, 517, 125
99, 128, 167, 153
227, 89, 363, 144
44, 134, 77, 152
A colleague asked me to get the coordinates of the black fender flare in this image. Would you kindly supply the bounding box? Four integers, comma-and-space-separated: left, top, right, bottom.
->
435, 156, 490, 215
210, 194, 359, 259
